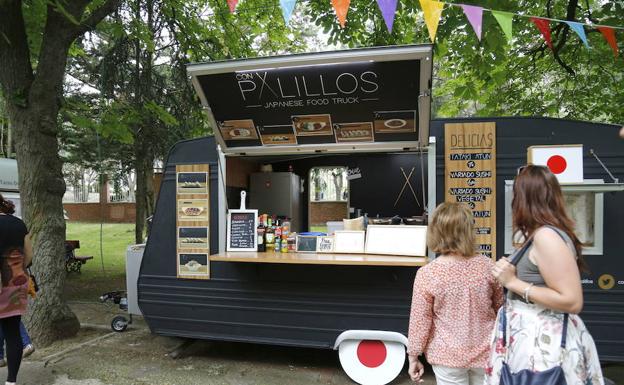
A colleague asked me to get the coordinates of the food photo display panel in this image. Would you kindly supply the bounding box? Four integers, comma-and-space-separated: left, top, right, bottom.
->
334, 122, 374, 143
178, 199, 209, 221
218, 119, 259, 140
373, 110, 417, 134
178, 227, 209, 250
178, 253, 209, 277
292, 114, 333, 137
177, 172, 208, 194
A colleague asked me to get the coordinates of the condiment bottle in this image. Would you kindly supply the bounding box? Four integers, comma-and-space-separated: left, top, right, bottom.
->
257, 215, 266, 252
265, 217, 275, 252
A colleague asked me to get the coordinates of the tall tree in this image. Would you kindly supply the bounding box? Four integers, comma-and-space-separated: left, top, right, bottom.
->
0, 0, 121, 345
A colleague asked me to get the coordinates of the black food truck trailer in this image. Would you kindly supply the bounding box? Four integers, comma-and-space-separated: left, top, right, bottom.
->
137, 45, 624, 385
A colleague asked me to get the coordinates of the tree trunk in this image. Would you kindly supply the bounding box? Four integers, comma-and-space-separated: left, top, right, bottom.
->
10, 102, 80, 346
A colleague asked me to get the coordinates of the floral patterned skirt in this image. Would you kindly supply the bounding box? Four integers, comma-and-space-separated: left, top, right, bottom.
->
485, 299, 604, 385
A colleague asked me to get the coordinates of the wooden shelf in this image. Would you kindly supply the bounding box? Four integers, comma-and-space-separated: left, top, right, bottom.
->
210, 251, 427, 267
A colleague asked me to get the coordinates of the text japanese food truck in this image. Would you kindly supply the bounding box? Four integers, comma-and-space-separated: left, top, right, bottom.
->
137, 45, 624, 384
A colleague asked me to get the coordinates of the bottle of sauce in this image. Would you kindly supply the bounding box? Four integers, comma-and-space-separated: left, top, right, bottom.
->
281, 235, 289, 253
265, 217, 275, 252
257, 215, 266, 252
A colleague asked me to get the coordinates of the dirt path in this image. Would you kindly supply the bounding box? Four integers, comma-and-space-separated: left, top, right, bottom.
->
4, 303, 435, 385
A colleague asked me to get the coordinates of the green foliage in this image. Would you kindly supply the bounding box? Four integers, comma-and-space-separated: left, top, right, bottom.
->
303, 0, 624, 124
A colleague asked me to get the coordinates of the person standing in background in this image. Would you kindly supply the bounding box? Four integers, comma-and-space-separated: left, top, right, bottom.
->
0, 194, 32, 385
407, 202, 503, 385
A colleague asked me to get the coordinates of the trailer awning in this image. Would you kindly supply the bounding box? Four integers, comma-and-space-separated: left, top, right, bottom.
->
187, 45, 433, 155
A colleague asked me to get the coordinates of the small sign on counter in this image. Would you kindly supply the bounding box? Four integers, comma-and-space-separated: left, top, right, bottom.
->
227, 209, 258, 251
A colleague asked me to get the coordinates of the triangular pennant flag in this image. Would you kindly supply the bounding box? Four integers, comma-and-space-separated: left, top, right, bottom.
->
460, 4, 483, 41
491, 10, 513, 43
279, 0, 297, 25
227, 0, 238, 13
331, 0, 351, 28
565, 21, 589, 48
530, 17, 553, 50
419, 0, 445, 43
598, 26, 619, 57
376, 0, 399, 33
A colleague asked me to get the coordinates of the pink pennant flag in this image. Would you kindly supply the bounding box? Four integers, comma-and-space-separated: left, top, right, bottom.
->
227, 0, 238, 13
460, 4, 484, 41
598, 26, 619, 57
530, 17, 553, 50
376, 0, 399, 33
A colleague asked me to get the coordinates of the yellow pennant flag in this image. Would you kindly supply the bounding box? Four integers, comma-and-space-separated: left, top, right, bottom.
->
331, 0, 351, 28
419, 0, 445, 42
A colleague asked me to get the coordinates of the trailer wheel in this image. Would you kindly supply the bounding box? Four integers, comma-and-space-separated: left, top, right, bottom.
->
337, 339, 405, 385
111, 316, 129, 332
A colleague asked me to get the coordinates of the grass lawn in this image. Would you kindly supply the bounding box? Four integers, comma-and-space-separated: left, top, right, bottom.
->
64, 222, 136, 301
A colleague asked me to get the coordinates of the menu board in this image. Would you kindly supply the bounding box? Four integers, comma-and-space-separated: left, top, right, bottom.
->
445, 122, 497, 259
227, 210, 258, 251
176, 164, 210, 279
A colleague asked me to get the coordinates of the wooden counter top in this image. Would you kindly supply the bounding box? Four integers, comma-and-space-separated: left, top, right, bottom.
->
210, 251, 427, 267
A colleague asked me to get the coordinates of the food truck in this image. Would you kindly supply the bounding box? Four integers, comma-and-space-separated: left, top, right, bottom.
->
137, 45, 624, 384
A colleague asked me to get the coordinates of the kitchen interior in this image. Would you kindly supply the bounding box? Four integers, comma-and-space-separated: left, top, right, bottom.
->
225, 152, 428, 235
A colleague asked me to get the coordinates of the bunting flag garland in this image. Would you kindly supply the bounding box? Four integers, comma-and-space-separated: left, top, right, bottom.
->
279, 0, 297, 25
420, 0, 445, 42
530, 17, 553, 50
460, 4, 483, 41
227, 0, 238, 13
565, 21, 589, 48
376, 0, 399, 33
491, 10, 513, 43
331, 0, 351, 28
598, 26, 619, 57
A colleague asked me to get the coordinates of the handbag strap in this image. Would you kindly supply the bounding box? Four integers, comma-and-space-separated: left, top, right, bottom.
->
501, 232, 570, 350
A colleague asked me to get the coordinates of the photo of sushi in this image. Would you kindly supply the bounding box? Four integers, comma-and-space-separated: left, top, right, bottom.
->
334, 122, 374, 142
258, 125, 297, 146
177, 172, 208, 194
178, 227, 209, 250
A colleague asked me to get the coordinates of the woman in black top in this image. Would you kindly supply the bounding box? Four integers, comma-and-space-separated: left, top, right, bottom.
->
0, 193, 32, 385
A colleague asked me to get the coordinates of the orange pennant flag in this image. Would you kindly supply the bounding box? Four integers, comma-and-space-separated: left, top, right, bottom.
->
331, 0, 351, 28
419, 0, 445, 42
598, 26, 619, 57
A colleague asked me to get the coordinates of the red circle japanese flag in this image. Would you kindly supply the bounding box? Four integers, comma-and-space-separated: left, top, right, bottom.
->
527, 144, 583, 183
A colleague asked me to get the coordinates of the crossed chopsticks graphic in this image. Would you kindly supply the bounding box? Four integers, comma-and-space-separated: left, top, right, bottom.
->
393, 167, 421, 208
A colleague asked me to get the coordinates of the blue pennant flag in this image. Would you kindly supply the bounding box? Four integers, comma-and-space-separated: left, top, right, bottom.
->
280, 0, 297, 25
565, 21, 590, 48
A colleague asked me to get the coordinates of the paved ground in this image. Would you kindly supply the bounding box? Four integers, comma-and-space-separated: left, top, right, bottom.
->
2, 302, 621, 385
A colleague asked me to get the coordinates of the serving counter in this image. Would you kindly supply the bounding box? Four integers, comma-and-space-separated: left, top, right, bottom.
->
210, 251, 427, 267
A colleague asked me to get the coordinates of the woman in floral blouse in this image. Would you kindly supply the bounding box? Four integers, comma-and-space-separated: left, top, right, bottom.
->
407, 202, 504, 385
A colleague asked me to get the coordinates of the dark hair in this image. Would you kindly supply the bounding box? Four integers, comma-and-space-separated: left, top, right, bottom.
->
512, 165, 587, 271
0, 193, 16, 215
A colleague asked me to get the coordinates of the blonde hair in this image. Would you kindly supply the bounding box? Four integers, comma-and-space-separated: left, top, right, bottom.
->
427, 202, 476, 257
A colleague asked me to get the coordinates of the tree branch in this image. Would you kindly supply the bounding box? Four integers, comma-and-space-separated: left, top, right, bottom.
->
73, 0, 123, 38
0, 0, 34, 107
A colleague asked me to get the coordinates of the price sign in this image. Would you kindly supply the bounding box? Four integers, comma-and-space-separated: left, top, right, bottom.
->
227, 209, 258, 251
445, 122, 497, 259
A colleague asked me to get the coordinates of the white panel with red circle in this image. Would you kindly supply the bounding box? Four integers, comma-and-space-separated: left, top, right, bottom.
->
528, 144, 583, 184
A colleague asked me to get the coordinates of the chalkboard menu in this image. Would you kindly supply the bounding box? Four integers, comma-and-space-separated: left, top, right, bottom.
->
227, 209, 258, 251
445, 122, 497, 259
